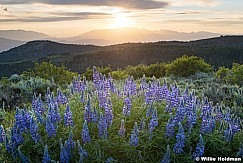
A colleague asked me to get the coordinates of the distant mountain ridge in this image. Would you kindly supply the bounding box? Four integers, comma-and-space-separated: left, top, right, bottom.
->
1, 35, 243, 78
0, 30, 50, 41
0, 37, 25, 52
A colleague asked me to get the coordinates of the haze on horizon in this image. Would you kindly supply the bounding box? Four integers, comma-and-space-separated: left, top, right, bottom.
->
0, 0, 242, 37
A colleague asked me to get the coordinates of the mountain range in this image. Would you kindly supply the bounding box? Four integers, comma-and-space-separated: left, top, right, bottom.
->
0, 28, 220, 52
1, 35, 243, 78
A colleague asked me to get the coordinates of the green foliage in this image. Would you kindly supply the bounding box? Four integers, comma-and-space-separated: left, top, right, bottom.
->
216, 63, 243, 86
23, 62, 77, 86
0, 75, 57, 109
166, 55, 213, 77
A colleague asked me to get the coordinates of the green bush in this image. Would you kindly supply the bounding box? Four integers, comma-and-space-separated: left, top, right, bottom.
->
166, 55, 213, 77
216, 63, 243, 86
23, 62, 77, 86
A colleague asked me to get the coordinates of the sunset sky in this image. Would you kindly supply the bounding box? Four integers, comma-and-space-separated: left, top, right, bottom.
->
0, 0, 242, 37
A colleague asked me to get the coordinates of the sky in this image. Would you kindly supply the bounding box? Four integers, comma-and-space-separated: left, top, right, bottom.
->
0, 0, 242, 37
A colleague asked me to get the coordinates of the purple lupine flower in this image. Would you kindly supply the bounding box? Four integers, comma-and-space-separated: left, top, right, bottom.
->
11, 123, 24, 147
139, 117, 145, 131
54, 102, 61, 123
64, 103, 73, 127
15, 108, 26, 133
92, 106, 98, 122
200, 111, 215, 134
123, 96, 132, 116
18, 148, 29, 163
237, 143, 243, 157
43, 145, 51, 163
77, 140, 88, 163
29, 117, 41, 143
223, 124, 233, 142
35, 110, 45, 125
80, 91, 85, 103
84, 95, 92, 123
105, 157, 115, 163
161, 145, 170, 163
82, 120, 91, 143
46, 116, 56, 138
145, 82, 154, 105
36, 94, 46, 115
173, 122, 185, 154
105, 98, 113, 126
60, 142, 71, 163
140, 74, 147, 91
146, 103, 153, 117
0, 125, 6, 143
148, 108, 158, 132
186, 104, 197, 128
93, 66, 101, 90
192, 134, 205, 160
129, 122, 139, 147
166, 113, 175, 137
118, 119, 126, 137
66, 130, 75, 150
98, 112, 108, 139
174, 100, 185, 125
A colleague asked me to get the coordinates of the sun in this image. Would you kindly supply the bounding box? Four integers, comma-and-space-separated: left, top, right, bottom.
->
111, 13, 131, 28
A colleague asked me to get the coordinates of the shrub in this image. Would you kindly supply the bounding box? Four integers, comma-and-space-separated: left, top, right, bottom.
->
166, 55, 213, 77
23, 62, 77, 86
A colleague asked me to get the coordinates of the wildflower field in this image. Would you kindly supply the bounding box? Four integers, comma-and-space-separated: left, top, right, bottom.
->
0, 66, 243, 163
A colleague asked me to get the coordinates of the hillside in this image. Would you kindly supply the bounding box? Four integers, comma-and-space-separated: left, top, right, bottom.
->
1, 35, 243, 77
0, 37, 25, 52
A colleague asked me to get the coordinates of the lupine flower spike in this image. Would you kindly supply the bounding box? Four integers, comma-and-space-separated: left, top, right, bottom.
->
42, 145, 51, 163
161, 145, 171, 163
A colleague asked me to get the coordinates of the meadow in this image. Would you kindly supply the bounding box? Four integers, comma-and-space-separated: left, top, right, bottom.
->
0, 56, 243, 163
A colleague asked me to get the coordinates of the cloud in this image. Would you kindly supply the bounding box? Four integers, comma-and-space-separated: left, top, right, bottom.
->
0, 0, 168, 9
0, 12, 112, 22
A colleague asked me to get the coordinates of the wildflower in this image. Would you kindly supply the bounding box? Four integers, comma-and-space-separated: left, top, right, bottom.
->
43, 145, 51, 163
60, 142, 71, 163
105, 157, 115, 163
192, 134, 205, 160
46, 116, 56, 138
64, 103, 73, 127
123, 96, 132, 116
0, 125, 6, 143
84, 95, 92, 123
29, 117, 41, 143
129, 122, 139, 147
149, 108, 158, 132
161, 145, 171, 163
82, 120, 91, 143
166, 113, 175, 137
146, 103, 153, 117
223, 124, 233, 142
77, 140, 88, 163
98, 112, 108, 139
139, 117, 145, 131
66, 131, 75, 150
237, 143, 243, 157
118, 119, 126, 137
173, 122, 185, 154
18, 148, 29, 163
92, 106, 98, 122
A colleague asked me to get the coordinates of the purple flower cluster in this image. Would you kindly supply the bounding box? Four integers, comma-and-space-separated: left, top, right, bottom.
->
30, 117, 41, 143
82, 120, 91, 143
192, 134, 205, 160
161, 145, 171, 163
166, 113, 175, 137
93, 66, 101, 90
77, 140, 88, 163
173, 123, 185, 154
72, 75, 86, 93
118, 119, 126, 137
98, 112, 108, 139
123, 96, 132, 116
129, 122, 139, 147
0, 125, 6, 143
43, 145, 51, 163
64, 103, 74, 127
